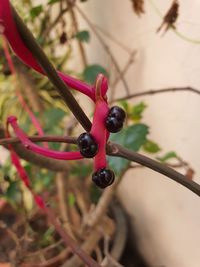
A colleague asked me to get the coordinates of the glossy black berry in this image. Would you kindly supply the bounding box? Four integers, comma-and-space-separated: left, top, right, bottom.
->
105, 116, 123, 133
105, 106, 126, 133
77, 133, 98, 158
109, 106, 126, 121
92, 168, 115, 188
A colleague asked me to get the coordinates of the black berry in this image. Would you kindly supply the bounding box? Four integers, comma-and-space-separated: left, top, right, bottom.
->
109, 106, 126, 120
105, 116, 123, 133
77, 133, 98, 158
105, 106, 126, 133
92, 168, 115, 188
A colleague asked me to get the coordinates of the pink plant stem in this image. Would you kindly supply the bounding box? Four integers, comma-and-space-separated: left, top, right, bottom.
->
2, 37, 47, 145
58, 71, 96, 100
7, 116, 83, 160
91, 74, 109, 171
91, 100, 108, 170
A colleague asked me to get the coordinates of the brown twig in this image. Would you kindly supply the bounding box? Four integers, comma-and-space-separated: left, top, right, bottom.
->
45, 205, 102, 267
0, 126, 68, 172
67, 0, 88, 68
93, 24, 132, 54
61, 216, 114, 267
25, 240, 63, 257
113, 86, 200, 103
109, 143, 200, 197
56, 173, 76, 239
1, 132, 200, 196
0, 221, 20, 249
41, 6, 70, 38
111, 51, 137, 89
0, 135, 77, 146
14, 59, 44, 113
101, 234, 124, 267
110, 50, 137, 101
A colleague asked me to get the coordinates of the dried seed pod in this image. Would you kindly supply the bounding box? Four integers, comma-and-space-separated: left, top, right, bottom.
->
130, 0, 145, 17
157, 0, 179, 34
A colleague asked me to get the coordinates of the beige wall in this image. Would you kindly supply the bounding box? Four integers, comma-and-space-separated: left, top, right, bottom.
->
79, 0, 200, 266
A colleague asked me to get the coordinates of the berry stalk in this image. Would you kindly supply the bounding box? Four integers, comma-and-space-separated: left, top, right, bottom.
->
7, 116, 83, 160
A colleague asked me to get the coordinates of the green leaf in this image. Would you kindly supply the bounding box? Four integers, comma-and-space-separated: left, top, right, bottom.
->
143, 140, 161, 154
130, 102, 147, 121
108, 124, 149, 175
157, 151, 178, 162
74, 30, 90, 42
5, 181, 20, 202
71, 164, 92, 177
30, 5, 43, 19
39, 227, 55, 247
119, 100, 130, 113
43, 108, 66, 133
48, 0, 60, 4
90, 186, 101, 204
83, 64, 108, 84
68, 193, 76, 207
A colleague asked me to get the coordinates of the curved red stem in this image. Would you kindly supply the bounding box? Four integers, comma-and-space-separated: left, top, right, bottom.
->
7, 116, 83, 160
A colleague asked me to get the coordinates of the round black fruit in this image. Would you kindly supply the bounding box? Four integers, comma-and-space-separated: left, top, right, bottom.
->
77, 133, 98, 158
105, 106, 126, 133
92, 168, 115, 188
105, 116, 123, 133
109, 106, 126, 121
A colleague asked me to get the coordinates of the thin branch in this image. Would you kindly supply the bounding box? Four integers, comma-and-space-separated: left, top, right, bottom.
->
93, 23, 132, 54
56, 173, 76, 239
42, 7, 69, 38
111, 51, 137, 89
113, 86, 200, 103
67, 1, 88, 68
108, 142, 200, 197
41, 206, 102, 267
62, 217, 114, 267
0, 128, 70, 172
75, 5, 131, 96
2, 134, 200, 197
12, 6, 92, 132
15, 58, 44, 113
110, 50, 137, 102
0, 135, 77, 146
